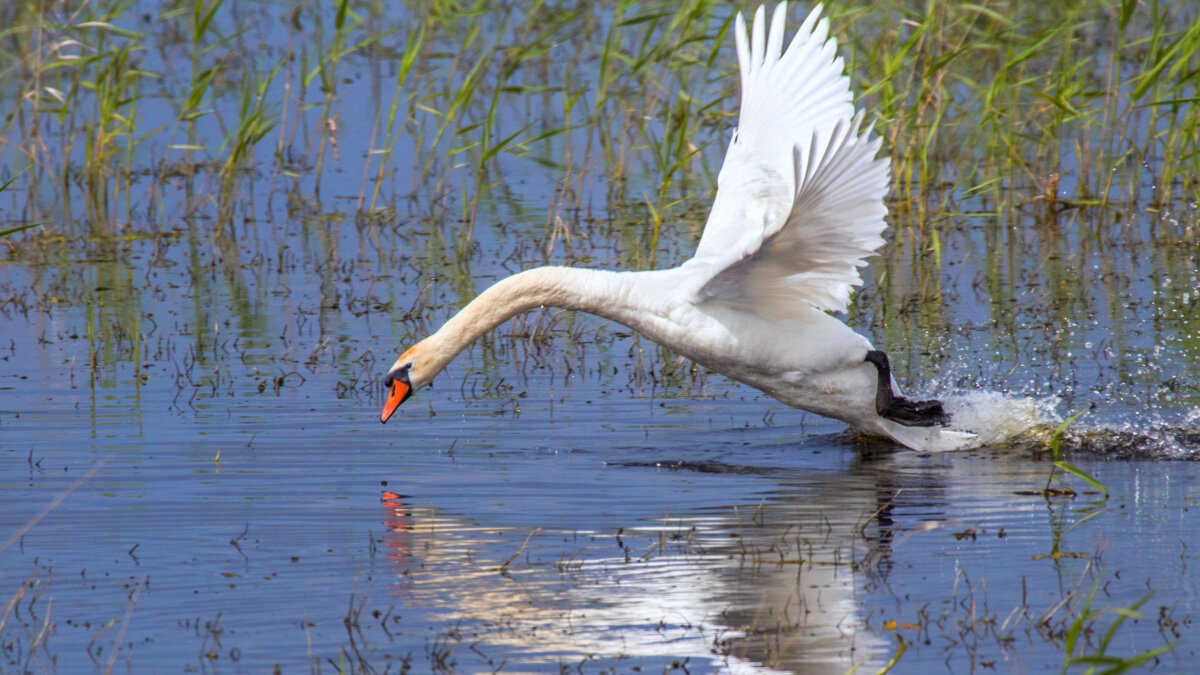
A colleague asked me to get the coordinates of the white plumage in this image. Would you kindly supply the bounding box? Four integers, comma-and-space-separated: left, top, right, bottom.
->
381, 3, 979, 452
695, 4, 886, 318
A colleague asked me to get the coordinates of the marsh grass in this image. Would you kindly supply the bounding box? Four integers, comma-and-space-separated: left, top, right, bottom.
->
845, 2, 1200, 214
0, 1, 1194, 281
0, 1, 1198, 417
1, 2, 1195, 244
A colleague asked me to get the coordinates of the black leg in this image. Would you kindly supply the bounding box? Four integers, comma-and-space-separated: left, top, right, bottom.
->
865, 350, 951, 427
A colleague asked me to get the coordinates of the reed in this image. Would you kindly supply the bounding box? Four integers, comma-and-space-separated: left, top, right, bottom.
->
217, 57, 281, 229
1, 1, 1193, 249
360, 24, 424, 214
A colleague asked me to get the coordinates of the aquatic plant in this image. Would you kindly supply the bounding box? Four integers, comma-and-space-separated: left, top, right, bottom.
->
1044, 411, 1109, 498
0, 1, 1194, 243
0, 223, 40, 238
1060, 581, 1178, 674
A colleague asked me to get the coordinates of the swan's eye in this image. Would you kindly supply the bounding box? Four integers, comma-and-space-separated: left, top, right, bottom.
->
385, 363, 414, 388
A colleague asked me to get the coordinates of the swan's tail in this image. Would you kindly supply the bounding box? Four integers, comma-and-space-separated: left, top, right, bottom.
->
874, 424, 980, 453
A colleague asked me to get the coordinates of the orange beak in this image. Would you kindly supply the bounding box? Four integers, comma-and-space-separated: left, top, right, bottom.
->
380, 380, 411, 423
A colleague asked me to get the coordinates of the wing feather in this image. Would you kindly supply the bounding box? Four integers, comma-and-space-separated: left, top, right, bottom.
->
690, 3, 890, 316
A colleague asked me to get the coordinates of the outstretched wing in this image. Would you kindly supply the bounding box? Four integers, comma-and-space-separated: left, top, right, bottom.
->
690, 3, 890, 316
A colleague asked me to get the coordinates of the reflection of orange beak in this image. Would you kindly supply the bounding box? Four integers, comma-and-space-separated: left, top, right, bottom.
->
380, 380, 410, 423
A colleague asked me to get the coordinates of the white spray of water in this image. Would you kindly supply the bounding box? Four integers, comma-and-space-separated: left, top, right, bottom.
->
940, 391, 1062, 447
1061, 408, 1200, 459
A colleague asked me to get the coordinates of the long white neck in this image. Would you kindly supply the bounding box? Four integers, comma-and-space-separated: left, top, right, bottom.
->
430, 266, 646, 364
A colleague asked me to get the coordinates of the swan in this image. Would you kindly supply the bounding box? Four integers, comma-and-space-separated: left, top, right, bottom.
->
380, 3, 979, 452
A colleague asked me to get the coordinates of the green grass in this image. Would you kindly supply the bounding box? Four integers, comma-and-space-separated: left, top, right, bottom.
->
0, 2, 1195, 239
1061, 581, 1179, 674
1043, 410, 1107, 498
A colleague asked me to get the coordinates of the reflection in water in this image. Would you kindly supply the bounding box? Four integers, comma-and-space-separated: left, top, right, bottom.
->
368, 446, 1194, 673
379, 471, 904, 672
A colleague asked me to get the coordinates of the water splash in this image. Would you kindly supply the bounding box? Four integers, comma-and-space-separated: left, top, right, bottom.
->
1059, 413, 1200, 460
937, 390, 1200, 459
941, 391, 1061, 447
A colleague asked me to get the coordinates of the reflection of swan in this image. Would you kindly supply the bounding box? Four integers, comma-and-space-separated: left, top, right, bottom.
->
380, 479, 893, 673
376, 446, 1194, 672
379, 3, 979, 452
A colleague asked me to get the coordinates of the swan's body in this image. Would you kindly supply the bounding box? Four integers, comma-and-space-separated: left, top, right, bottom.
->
382, 3, 978, 452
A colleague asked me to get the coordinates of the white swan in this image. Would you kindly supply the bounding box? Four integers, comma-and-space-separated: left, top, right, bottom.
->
381, 3, 978, 452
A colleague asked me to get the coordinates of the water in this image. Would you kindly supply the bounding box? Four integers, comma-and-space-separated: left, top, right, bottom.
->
3, 1, 1200, 672
2, 222, 1198, 672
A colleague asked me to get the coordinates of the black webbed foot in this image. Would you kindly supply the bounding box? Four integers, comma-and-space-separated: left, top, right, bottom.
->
864, 350, 951, 427
878, 396, 952, 427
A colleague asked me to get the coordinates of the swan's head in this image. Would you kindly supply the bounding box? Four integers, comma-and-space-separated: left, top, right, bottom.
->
380, 339, 450, 423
